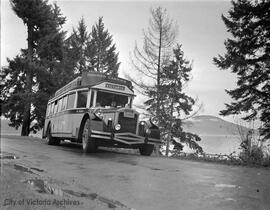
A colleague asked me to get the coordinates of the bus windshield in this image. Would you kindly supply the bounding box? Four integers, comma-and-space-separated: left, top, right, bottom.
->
96, 91, 129, 108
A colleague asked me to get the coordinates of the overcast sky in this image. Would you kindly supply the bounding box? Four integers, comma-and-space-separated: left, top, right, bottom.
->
1, 0, 240, 122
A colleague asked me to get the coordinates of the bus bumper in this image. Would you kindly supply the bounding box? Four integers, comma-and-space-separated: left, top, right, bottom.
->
90, 130, 161, 146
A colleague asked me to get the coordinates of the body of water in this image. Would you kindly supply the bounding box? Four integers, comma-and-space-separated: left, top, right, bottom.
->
198, 135, 242, 155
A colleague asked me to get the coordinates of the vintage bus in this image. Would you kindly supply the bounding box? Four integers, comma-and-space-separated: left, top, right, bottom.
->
42, 71, 161, 156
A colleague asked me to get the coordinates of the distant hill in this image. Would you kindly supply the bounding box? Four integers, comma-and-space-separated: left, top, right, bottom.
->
181, 115, 257, 154
183, 115, 251, 136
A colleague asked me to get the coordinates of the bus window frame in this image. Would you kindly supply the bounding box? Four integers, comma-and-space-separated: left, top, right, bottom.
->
53, 100, 58, 114
87, 89, 91, 108
95, 89, 132, 108
90, 89, 95, 107
50, 103, 54, 115
46, 103, 51, 117
62, 95, 68, 111
57, 98, 63, 113
67, 92, 76, 110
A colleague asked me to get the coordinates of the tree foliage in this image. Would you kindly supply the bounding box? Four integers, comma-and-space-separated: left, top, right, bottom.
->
1, 53, 29, 130
146, 45, 202, 155
1, 0, 66, 135
128, 7, 201, 154
86, 17, 120, 76
65, 17, 120, 77
1, 4, 122, 136
213, 0, 270, 140
68, 17, 90, 75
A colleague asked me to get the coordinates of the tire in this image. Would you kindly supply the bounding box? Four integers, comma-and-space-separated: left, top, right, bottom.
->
139, 144, 154, 156
46, 125, 60, 145
82, 118, 97, 153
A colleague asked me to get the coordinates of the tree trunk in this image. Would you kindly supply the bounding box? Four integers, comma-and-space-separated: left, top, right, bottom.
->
165, 99, 174, 156
21, 24, 33, 136
165, 135, 170, 156
21, 70, 32, 136
21, 105, 31, 136
156, 27, 162, 118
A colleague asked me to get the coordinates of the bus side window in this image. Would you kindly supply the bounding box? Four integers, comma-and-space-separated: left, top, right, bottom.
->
77, 91, 88, 108
62, 95, 67, 111
57, 98, 63, 112
53, 100, 58, 114
50, 103, 54, 115
67, 93, 75, 109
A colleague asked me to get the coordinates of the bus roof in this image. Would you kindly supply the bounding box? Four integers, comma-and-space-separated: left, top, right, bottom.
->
54, 71, 133, 98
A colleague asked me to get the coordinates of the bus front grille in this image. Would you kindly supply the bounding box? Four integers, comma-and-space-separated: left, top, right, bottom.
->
118, 112, 138, 134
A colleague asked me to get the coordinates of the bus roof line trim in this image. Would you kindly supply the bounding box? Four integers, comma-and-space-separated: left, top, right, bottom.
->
48, 88, 89, 103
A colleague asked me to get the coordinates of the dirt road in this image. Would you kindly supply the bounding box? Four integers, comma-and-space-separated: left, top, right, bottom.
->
1, 136, 270, 210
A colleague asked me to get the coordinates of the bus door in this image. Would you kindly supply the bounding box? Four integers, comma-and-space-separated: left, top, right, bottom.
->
64, 92, 76, 137
71, 90, 88, 137
56, 97, 64, 136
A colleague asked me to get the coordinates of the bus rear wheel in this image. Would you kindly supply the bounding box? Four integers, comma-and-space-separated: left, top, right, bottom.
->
139, 144, 154, 156
82, 119, 97, 153
46, 125, 60, 145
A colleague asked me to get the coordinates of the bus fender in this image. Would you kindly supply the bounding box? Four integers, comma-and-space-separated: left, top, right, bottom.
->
139, 120, 160, 139
78, 113, 91, 143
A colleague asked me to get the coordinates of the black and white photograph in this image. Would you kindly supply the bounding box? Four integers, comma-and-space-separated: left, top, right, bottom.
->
1, 0, 270, 209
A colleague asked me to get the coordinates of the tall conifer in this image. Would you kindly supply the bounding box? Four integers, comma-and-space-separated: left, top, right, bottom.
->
86, 17, 120, 76
213, 0, 270, 140
1, 0, 66, 135
69, 17, 90, 75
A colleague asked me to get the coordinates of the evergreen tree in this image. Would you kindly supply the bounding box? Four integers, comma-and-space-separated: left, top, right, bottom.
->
213, 0, 270, 140
86, 17, 120, 77
127, 7, 202, 153
146, 45, 202, 156
34, 3, 67, 129
68, 17, 90, 75
1, 52, 29, 130
1, 0, 66, 135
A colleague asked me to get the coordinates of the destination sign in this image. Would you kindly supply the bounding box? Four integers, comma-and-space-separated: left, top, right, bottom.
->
105, 83, 125, 91
124, 111, 134, 118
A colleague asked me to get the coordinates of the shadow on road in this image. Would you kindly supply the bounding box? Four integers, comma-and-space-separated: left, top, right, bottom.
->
40, 139, 142, 166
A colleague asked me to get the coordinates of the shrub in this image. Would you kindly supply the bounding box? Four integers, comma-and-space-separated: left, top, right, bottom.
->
239, 133, 270, 166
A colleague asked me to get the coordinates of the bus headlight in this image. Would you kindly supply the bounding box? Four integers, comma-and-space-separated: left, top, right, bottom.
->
114, 124, 121, 131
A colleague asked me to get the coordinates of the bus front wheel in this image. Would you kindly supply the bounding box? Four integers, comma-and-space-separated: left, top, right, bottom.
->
46, 125, 60, 145
82, 119, 97, 153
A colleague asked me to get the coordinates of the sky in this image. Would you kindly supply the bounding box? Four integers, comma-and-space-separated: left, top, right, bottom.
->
1, 0, 240, 123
